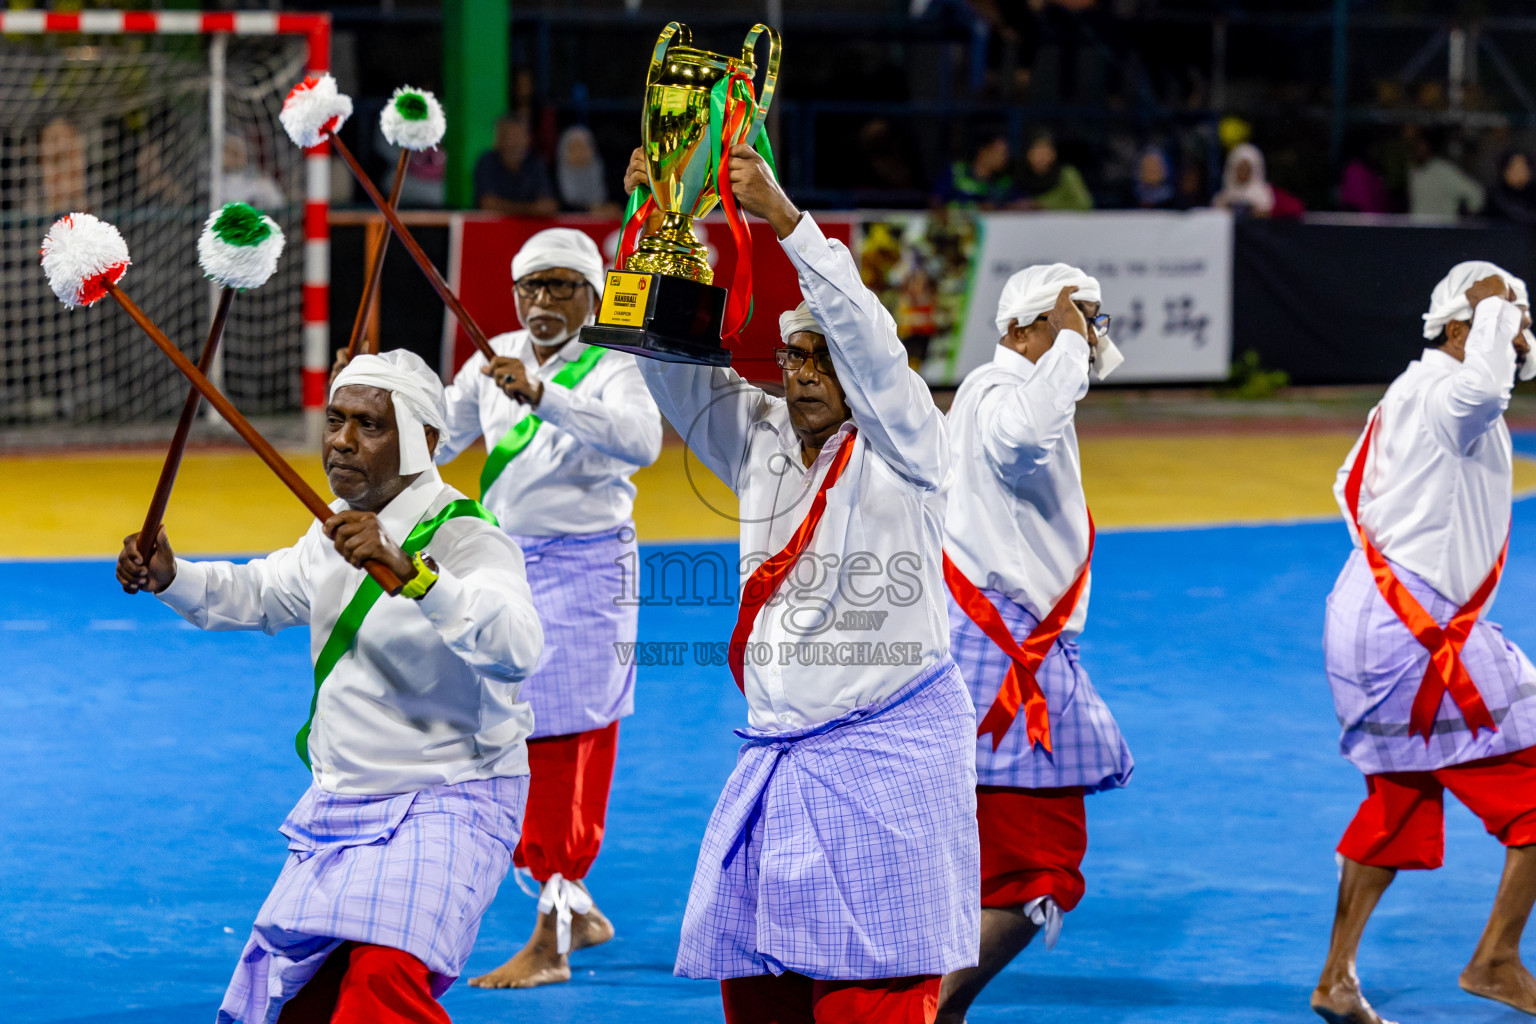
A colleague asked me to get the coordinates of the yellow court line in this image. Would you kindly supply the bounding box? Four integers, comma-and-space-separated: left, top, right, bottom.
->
4, 434, 1535, 558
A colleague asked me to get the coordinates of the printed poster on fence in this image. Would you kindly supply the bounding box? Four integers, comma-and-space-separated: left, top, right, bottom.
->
952, 209, 1234, 384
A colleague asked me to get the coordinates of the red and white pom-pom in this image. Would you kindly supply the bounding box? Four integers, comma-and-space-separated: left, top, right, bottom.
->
40, 213, 130, 309
279, 73, 353, 149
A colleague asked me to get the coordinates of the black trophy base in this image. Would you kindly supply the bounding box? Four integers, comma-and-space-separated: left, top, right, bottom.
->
580, 270, 732, 367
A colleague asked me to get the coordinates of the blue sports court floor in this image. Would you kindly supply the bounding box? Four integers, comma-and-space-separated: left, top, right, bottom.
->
6, 510, 1536, 1023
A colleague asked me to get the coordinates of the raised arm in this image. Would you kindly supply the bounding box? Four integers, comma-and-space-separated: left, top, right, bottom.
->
537, 354, 663, 467
1425, 292, 1521, 454
436, 351, 489, 464
976, 330, 1091, 484
781, 215, 947, 488
638, 359, 774, 493
414, 519, 544, 683
724, 144, 945, 488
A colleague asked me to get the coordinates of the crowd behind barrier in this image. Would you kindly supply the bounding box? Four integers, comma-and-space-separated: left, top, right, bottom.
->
331, 208, 1536, 389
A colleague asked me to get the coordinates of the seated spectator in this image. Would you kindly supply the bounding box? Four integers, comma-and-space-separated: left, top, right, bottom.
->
855, 118, 917, 194
1406, 128, 1483, 218
372, 120, 445, 209
1175, 156, 1209, 210
1133, 146, 1177, 209
1337, 146, 1390, 214
556, 125, 618, 216
473, 114, 558, 216
1212, 143, 1304, 219
934, 132, 1017, 209
1488, 149, 1536, 224
1017, 130, 1093, 211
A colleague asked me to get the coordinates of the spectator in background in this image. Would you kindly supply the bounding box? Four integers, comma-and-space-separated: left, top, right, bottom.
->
1132, 146, 1176, 209
474, 114, 558, 216
1488, 150, 1536, 224
935, 132, 1017, 209
855, 118, 918, 194
1337, 143, 1390, 214
1406, 128, 1484, 218
220, 134, 283, 210
1017, 130, 1094, 210
135, 138, 193, 208
1212, 143, 1304, 219
1175, 156, 1209, 210
40, 117, 87, 214
555, 125, 617, 216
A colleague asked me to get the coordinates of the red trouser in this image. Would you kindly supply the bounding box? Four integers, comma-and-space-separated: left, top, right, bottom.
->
276, 942, 449, 1024
977, 785, 1088, 910
1339, 746, 1536, 870
513, 720, 619, 881
721, 972, 941, 1024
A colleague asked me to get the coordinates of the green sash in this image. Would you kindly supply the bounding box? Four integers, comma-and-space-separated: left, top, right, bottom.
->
479, 345, 608, 497
295, 497, 499, 767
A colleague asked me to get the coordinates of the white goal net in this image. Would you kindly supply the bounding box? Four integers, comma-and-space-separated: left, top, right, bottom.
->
1, 33, 308, 426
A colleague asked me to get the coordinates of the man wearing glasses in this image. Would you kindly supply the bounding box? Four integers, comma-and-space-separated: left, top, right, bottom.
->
936, 265, 1133, 1024
436, 227, 663, 990
624, 144, 978, 1023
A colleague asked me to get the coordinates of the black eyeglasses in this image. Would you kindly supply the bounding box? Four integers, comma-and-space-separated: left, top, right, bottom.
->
1032, 312, 1113, 333
515, 277, 589, 301
774, 347, 837, 374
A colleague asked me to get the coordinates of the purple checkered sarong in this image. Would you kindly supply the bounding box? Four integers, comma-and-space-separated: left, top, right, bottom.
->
1326, 548, 1536, 775
216, 775, 527, 1023
948, 589, 1133, 791
510, 525, 637, 739
675, 658, 980, 981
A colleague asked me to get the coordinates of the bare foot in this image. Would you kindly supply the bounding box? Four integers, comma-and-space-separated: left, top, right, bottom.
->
1461, 956, 1536, 1014
468, 913, 570, 990
572, 902, 615, 952
1310, 977, 1397, 1024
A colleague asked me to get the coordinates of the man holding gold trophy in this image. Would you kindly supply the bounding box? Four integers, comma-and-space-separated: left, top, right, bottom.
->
591, 22, 982, 1024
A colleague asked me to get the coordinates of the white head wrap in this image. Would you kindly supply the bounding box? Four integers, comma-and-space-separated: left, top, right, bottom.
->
995, 263, 1124, 381
1216, 142, 1275, 215
330, 349, 447, 477
1422, 260, 1524, 339
779, 300, 823, 343
1422, 260, 1536, 380
511, 228, 606, 296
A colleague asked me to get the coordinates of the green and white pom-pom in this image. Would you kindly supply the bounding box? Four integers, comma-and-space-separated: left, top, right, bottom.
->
197, 203, 285, 291
39, 212, 131, 308
280, 73, 353, 148
380, 86, 446, 151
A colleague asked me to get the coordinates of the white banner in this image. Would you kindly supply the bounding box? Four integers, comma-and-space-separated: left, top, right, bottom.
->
951, 209, 1234, 384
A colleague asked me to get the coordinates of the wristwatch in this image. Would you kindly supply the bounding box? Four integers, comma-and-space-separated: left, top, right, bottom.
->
400, 551, 439, 600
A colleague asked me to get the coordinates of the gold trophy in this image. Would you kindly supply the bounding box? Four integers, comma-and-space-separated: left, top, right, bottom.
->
581, 22, 780, 366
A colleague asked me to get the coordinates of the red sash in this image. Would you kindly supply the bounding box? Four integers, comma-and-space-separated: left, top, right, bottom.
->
729, 429, 859, 692
1343, 413, 1504, 743
943, 511, 1095, 753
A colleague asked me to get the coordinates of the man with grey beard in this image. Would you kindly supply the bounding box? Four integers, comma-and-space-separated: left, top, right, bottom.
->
435, 227, 663, 990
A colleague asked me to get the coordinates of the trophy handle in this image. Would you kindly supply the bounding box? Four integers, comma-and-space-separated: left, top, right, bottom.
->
642, 22, 690, 195
646, 21, 687, 91
740, 23, 781, 147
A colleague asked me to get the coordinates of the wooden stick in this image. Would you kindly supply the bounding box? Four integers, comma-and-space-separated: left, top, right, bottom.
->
106, 281, 405, 595
327, 131, 497, 361
347, 148, 410, 358
135, 287, 234, 564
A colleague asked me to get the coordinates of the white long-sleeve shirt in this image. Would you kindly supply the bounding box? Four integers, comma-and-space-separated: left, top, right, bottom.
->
1334, 296, 1522, 605
944, 334, 1093, 637
438, 331, 663, 537
640, 213, 951, 732
156, 467, 544, 795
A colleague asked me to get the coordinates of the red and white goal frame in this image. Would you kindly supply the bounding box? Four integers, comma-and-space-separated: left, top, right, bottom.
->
0, 9, 333, 426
